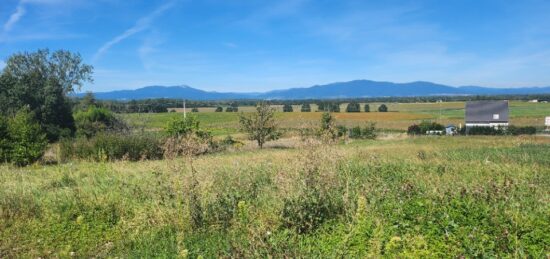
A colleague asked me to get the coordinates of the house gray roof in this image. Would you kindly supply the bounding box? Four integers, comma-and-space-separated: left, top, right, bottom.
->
465, 100, 509, 123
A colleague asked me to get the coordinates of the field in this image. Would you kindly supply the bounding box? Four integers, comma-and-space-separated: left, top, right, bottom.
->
1, 136, 550, 257
124, 101, 550, 136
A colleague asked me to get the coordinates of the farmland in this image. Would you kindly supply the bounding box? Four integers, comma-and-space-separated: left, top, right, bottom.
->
123, 101, 550, 135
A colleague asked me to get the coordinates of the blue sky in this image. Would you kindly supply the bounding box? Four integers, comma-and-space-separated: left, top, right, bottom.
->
1, 0, 550, 92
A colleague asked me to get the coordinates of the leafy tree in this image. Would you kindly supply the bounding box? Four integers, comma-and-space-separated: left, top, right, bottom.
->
301, 103, 311, 112
192, 107, 199, 112
364, 104, 370, 112
215, 106, 223, 112
74, 106, 126, 138
378, 104, 388, 112
0, 49, 93, 141
239, 102, 279, 149
76, 92, 97, 111
346, 102, 360, 112
283, 104, 293, 112
0, 117, 10, 163
7, 107, 48, 166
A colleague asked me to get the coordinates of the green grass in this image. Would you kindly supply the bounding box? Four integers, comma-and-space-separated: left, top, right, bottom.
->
1, 136, 549, 257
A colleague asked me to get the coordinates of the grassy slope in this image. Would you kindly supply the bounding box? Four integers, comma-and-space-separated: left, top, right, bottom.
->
1, 136, 549, 257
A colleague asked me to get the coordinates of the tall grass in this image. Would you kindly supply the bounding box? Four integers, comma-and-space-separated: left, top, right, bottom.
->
0, 136, 549, 257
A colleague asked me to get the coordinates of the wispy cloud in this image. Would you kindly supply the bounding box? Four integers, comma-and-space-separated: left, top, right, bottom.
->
0, 60, 6, 70
3, 4, 26, 32
93, 0, 178, 62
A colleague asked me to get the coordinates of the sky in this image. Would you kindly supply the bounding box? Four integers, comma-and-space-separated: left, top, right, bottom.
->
1, 0, 550, 93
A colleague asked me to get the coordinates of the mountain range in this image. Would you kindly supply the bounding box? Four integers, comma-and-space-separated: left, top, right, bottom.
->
85, 80, 550, 100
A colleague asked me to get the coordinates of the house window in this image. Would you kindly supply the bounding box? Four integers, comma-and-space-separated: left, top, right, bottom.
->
493, 114, 499, 120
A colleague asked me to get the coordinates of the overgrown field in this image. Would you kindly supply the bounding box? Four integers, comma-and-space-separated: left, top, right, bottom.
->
123, 101, 550, 135
1, 136, 549, 257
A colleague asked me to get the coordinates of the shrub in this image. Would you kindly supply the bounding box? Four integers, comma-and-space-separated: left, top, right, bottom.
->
59, 133, 164, 162
378, 104, 388, 112
301, 103, 311, 112
191, 108, 199, 113
364, 104, 370, 112
319, 112, 338, 141
346, 102, 360, 112
337, 125, 348, 138
215, 106, 223, 112
283, 104, 293, 112
348, 123, 377, 139
407, 124, 422, 135
7, 108, 48, 166
467, 126, 505, 135
165, 115, 200, 137
74, 106, 127, 138
508, 126, 537, 135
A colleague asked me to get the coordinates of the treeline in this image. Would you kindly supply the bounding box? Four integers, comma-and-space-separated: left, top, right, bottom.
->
73, 94, 550, 113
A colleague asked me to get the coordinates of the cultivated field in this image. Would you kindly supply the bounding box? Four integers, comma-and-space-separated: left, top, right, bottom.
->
1, 136, 549, 257
124, 101, 550, 135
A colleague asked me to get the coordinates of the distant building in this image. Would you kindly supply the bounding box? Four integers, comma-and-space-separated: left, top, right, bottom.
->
528, 99, 538, 103
465, 100, 509, 129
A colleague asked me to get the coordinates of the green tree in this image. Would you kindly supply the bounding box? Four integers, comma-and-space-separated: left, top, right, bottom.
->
7, 108, 48, 166
74, 106, 125, 138
165, 115, 200, 137
0, 49, 93, 141
283, 104, 293, 112
378, 104, 388, 112
301, 103, 311, 112
192, 107, 199, 112
364, 104, 370, 112
346, 102, 360, 112
215, 106, 223, 112
0, 117, 10, 163
239, 102, 279, 149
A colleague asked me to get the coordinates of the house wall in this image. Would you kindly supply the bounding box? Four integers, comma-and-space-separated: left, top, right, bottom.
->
465, 122, 509, 128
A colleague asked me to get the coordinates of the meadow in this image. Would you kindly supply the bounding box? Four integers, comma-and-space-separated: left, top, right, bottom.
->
1, 135, 549, 257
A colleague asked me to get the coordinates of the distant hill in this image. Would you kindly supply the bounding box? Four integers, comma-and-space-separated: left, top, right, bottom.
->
84, 80, 550, 100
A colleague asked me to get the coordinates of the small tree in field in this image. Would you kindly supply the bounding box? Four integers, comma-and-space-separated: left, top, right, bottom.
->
283, 104, 293, 112
364, 104, 370, 112
378, 104, 388, 112
239, 102, 279, 149
346, 102, 360, 112
301, 103, 311, 112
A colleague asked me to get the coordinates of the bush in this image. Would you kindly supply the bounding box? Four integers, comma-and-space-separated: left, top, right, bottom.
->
283, 104, 293, 112
378, 104, 388, 112
467, 126, 505, 135
407, 124, 422, 135
364, 104, 370, 112
7, 108, 48, 166
508, 126, 537, 135
215, 107, 223, 112
191, 108, 199, 113
165, 115, 200, 137
346, 102, 360, 112
349, 123, 377, 139
301, 103, 311, 112
59, 133, 164, 162
408, 121, 445, 135
74, 106, 127, 138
